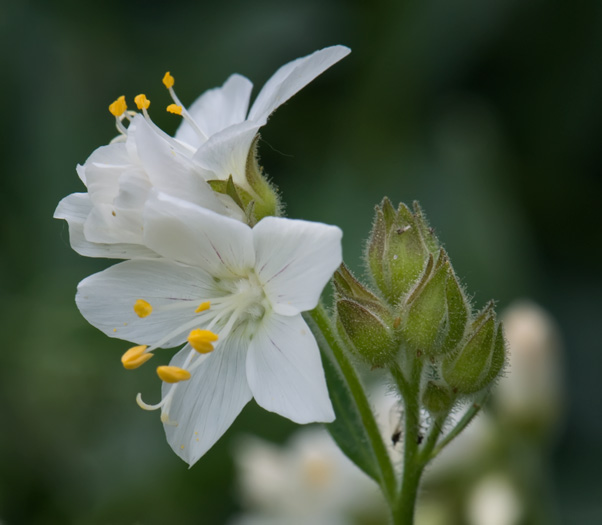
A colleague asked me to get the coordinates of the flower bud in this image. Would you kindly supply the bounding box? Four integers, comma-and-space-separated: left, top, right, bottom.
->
422, 381, 454, 415
366, 198, 438, 304
442, 311, 507, 395
333, 264, 382, 304
336, 298, 398, 367
400, 255, 449, 353
440, 267, 470, 355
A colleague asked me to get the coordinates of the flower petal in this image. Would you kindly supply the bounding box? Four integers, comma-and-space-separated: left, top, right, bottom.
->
54, 193, 157, 259
175, 74, 253, 148
143, 191, 255, 277
248, 46, 350, 124
76, 259, 218, 347
163, 334, 252, 466
83, 142, 133, 206
192, 120, 261, 186
131, 115, 241, 218
247, 313, 334, 424
253, 217, 342, 315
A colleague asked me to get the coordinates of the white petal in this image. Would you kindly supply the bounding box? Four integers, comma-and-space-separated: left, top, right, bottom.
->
83, 142, 133, 206
163, 333, 252, 466
253, 217, 342, 315
192, 120, 261, 186
175, 74, 254, 148
131, 115, 234, 216
54, 193, 157, 259
76, 259, 218, 347
143, 191, 255, 277
246, 313, 334, 423
248, 46, 350, 124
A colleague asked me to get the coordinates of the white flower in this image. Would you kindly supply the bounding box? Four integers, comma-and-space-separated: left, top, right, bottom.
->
76, 191, 342, 465
230, 427, 385, 525
54, 46, 350, 258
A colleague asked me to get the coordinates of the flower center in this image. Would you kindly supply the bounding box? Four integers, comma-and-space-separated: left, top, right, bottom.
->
126, 269, 270, 424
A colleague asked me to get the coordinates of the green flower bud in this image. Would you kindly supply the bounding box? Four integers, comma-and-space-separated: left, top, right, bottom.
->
422, 381, 454, 415
440, 267, 470, 355
442, 312, 506, 395
336, 298, 398, 366
333, 264, 382, 304
366, 198, 436, 304
401, 256, 449, 353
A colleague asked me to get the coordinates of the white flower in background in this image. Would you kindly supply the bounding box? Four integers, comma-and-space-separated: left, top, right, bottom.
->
497, 301, 564, 431
230, 427, 386, 525
76, 191, 342, 466
54, 46, 350, 258
466, 474, 522, 525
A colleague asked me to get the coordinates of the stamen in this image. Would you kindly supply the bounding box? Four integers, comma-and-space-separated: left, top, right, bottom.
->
162, 71, 175, 89
134, 94, 151, 110
121, 345, 153, 369
166, 104, 183, 115
157, 366, 191, 383
109, 95, 127, 117
136, 392, 167, 411
134, 299, 153, 318
195, 301, 211, 313
188, 329, 219, 354
161, 70, 208, 141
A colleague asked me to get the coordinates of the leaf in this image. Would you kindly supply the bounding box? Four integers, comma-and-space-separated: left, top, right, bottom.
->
320, 350, 380, 482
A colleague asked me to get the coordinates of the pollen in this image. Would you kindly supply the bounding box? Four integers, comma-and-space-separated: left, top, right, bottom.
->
122, 345, 153, 369
134, 93, 151, 110
195, 301, 211, 313
157, 366, 191, 383
134, 299, 153, 318
166, 104, 182, 115
109, 95, 127, 117
162, 71, 175, 89
188, 329, 219, 354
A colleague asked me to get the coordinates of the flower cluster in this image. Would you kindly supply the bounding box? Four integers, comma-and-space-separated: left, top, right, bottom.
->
55, 46, 349, 466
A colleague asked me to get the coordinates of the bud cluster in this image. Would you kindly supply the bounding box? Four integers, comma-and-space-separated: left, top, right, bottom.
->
335, 198, 506, 413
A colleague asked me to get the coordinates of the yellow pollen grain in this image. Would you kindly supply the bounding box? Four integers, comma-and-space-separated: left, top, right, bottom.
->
166, 104, 182, 115
157, 366, 191, 383
195, 301, 211, 313
188, 329, 219, 354
109, 95, 127, 117
134, 299, 153, 318
121, 345, 153, 370
134, 93, 150, 110
180, 445, 185, 450
113, 328, 117, 333
162, 71, 175, 89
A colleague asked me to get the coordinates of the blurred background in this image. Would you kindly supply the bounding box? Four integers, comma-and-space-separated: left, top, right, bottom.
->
1, 0, 601, 523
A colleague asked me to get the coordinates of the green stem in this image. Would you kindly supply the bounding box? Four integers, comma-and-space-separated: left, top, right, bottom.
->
308, 304, 398, 506
429, 393, 488, 460
391, 357, 424, 524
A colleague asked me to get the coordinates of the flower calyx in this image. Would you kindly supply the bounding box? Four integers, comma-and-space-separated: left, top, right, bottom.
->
208, 136, 281, 225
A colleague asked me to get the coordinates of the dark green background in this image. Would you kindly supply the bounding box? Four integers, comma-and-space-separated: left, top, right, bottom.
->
1, 0, 601, 523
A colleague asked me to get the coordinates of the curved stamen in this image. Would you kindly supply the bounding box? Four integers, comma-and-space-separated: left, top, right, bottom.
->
162, 71, 208, 142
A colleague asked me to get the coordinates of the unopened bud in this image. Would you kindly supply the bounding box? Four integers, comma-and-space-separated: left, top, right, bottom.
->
333, 264, 381, 303
367, 198, 435, 304
336, 298, 398, 366
422, 381, 454, 415
442, 313, 506, 395
401, 255, 448, 353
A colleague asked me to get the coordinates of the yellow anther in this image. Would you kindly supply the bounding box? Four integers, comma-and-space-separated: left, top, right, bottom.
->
195, 301, 211, 313
134, 93, 150, 110
109, 95, 127, 117
188, 329, 219, 354
162, 71, 175, 89
166, 104, 183, 115
134, 299, 153, 318
121, 345, 153, 370
157, 366, 191, 383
